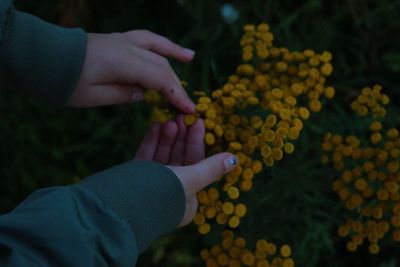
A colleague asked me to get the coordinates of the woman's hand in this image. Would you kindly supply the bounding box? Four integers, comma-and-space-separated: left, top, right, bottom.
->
134, 115, 237, 227
67, 30, 196, 113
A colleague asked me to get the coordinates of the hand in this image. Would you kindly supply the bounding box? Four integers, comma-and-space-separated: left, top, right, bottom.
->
134, 115, 237, 226
67, 30, 196, 113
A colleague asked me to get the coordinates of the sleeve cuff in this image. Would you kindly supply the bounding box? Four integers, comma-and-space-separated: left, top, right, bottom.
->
0, 8, 86, 107
78, 161, 186, 253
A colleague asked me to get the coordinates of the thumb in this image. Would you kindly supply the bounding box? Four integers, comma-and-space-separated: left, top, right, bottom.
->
168, 153, 238, 197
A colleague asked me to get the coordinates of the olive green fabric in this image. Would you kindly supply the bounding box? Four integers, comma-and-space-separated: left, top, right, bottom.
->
80, 161, 186, 253
0, 5, 86, 106
0, 161, 186, 266
0, 3, 187, 266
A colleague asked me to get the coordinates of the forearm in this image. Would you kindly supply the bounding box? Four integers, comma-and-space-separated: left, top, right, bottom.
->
0, 161, 185, 266
0, 4, 86, 107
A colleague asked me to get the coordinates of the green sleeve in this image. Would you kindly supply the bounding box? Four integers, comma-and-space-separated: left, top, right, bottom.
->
0, 161, 186, 266
0, 2, 86, 107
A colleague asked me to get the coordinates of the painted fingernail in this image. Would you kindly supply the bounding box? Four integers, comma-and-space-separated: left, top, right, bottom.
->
224, 155, 238, 173
183, 48, 195, 57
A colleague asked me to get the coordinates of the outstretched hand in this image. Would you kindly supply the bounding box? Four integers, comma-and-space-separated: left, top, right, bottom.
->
134, 115, 237, 227
68, 30, 196, 113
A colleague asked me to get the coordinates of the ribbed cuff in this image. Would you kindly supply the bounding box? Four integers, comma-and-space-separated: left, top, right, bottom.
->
78, 161, 186, 253
0, 8, 86, 107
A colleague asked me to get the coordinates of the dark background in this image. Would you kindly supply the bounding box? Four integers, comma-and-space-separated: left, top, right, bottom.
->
2, 0, 400, 266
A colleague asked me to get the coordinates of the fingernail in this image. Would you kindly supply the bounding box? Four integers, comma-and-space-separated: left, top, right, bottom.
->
183, 48, 195, 57
224, 155, 238, 173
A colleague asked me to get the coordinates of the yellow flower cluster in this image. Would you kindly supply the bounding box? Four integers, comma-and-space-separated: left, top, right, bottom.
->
144, 90, 173, 123
194, 187, 248, 233
201, 230, 294, 267
144, 22, 337, 266
350, 85, 389, 117
188, 23, 334, 236
322, 86, 400, 254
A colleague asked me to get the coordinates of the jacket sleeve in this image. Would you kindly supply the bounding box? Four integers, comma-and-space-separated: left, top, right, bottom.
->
0, 161, 186, 267
0, 1, 86, 107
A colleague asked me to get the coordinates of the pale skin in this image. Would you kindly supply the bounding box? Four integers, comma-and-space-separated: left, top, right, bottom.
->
67, 30, 237, 226
68, 30, 196, 113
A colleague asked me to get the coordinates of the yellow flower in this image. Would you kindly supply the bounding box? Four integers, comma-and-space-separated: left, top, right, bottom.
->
234, 203, 247, 217
208, 188, 220, 200
338, 225, 349, 237
240, 180, 253, 191
205, 207, 217, 219
257, 23, 270, 32
197, 191, 209, 204
252, 160, 263, 174
228, 216, 240, 229
229, 142, 242, 151
222, 202, 235, 215
321, 63, 333, 76
387, 128, 399, 139
308, 56, 320, 66
196, 103, 209, 112
320, 51, 332, 62
205, 119, 216, 129
227, 186, 240, 199
284, 142, 295, 154
193, 213, 206, 225
280, 245, 291, 257
184, 114, 197, 126
279, 108, 291, 120
240, 250, 255, 266
215, 125, 224, 137
198, 223, 211, 234
284, 96, 297, 106
288, 127, 300, 140
370, 132, 382, 144
205, 133, 216, 145
217, 254, 229, 266
346, 241, 357, 252
200, 249, 210, 260
271, 88, 283, 99
272, 148, 283, 160
216, 213, 228, 225
282, 258, 295, 267
324, 86, 335, 98
309, 99, 322, 112
368, 243, 380, 254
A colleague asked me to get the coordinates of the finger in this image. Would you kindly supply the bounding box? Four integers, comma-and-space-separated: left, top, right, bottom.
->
178, 196, 198, 227
124, 30, 195, 62
170, 114, 188, 166
68, 84, 144, 107
168, 153, 238, 197
154, 121, 178, 164
134, 123, 161, 160
114, 46, 195, 113
184, 119, 206, 165
130, 88, 145, 102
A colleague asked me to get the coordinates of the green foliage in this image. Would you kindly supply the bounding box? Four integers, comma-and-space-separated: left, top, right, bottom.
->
3, 0, 400, 266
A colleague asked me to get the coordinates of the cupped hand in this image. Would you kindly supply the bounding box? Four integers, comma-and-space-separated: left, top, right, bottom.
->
134, 115, 237, 227
67, 30, 196, 113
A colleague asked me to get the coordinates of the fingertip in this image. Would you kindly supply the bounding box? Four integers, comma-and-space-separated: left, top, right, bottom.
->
222, 154, 238, 174
191, 118, 205, 132
181, 48, 195, 62
150, 121, 162, 132
161, 120, 178, 138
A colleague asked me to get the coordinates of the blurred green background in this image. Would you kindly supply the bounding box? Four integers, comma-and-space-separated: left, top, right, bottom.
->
2, 0, 400, 266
